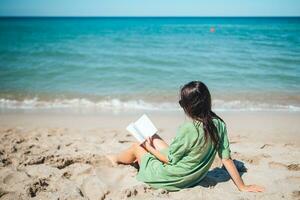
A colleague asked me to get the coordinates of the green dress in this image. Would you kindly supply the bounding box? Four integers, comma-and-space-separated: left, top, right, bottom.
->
136, 118, 231, 191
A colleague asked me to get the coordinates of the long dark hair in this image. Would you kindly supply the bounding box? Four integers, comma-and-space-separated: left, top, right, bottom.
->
179, 81, 224, 148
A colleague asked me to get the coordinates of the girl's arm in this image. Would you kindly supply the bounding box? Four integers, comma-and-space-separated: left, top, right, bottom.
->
222, 158, 265, 192
142, 138, 169, 164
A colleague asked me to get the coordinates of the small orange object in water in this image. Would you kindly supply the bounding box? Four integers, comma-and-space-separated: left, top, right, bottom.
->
210, 27, 215, 33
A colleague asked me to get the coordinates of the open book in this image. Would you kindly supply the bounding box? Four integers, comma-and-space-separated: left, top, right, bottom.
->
126, 114, 158, 143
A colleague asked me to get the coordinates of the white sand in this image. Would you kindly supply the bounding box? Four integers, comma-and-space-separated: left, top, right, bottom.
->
0, 110, 299, 200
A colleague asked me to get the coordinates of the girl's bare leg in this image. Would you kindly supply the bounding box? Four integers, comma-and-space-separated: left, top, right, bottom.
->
108, 134, 168, 166
108, 143, 148, 166
151, 134, 169, 151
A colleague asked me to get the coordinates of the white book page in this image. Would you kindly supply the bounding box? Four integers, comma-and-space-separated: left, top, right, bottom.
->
134, 114, 158, 138
126, 123, 145, 143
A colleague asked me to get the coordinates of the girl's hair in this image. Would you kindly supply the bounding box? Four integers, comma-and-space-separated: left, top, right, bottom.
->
179, 81, 224, 148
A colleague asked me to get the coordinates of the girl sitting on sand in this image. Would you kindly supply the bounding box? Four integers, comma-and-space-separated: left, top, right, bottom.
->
109, 81, 264, 192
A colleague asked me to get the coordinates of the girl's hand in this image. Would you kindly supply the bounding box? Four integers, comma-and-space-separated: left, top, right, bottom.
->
222, 159, 265, 193
239, 184, 265, 192
142, 137, 154, 151
141, 137, 169, 164
146, 137, 154, 147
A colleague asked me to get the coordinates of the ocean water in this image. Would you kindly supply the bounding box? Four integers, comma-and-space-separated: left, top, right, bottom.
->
0, 17, 300, 112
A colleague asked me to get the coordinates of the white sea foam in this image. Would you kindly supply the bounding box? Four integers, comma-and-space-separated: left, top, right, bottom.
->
0, 98, 178, 111
0, 98, 300, 112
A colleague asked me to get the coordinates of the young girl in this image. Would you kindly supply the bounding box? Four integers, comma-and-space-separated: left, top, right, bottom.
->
109, 81, 264, 192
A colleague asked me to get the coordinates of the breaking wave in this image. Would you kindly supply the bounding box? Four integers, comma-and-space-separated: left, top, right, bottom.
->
0, 98, 299, 112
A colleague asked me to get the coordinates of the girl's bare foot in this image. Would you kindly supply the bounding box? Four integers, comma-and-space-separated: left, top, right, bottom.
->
106, 155, 118, 166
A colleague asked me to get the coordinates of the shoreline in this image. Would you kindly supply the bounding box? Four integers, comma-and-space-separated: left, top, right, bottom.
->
1, 94, 300, 112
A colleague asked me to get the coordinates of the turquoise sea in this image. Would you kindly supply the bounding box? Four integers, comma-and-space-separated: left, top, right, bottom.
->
0, 17, 299, 111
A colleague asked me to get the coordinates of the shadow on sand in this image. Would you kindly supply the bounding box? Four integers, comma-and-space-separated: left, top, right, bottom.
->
197, 159, 247, 188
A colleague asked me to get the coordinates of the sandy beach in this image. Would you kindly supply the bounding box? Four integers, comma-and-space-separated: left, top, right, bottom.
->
0, 110, 299, 200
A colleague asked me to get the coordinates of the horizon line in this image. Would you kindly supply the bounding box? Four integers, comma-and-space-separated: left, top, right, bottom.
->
0, 15, 300, 18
